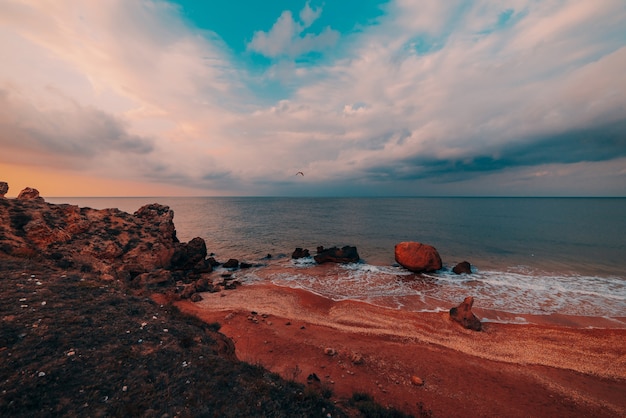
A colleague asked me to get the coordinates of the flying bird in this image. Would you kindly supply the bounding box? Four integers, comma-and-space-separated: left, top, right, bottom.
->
295, 171, 304, 176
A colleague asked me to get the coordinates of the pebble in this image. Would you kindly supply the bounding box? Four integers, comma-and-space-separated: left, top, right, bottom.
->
324, 347, 336, 356
411, 375, 424, 386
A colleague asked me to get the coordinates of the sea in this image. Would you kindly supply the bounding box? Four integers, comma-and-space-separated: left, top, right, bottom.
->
48, 197, 626, 322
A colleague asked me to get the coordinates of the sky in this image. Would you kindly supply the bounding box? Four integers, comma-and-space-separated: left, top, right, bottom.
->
1, 0, 625, 197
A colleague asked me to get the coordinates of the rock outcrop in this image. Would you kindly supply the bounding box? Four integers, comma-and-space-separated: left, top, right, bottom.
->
0, 186, 203, 287
0, 181, 8, 198
449, 296, 482, 331
394, 242, 442, 273
452, 261, 472, 274
314, 245, 360, 264
17, 187, 44, 201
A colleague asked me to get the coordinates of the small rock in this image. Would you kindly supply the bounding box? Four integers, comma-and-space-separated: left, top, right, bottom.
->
307, 373, 321, 382
411, 375, 424, 386
324, 347, 336, 356
452, 261, 472, 275
350, 352, 364, 365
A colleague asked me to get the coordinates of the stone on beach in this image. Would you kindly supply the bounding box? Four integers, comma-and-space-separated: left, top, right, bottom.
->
452, 261, 472, 274
292, 247, 310, 259
314, 245, 360, 264
394, 242, 442, 273
449, 296, 482, 331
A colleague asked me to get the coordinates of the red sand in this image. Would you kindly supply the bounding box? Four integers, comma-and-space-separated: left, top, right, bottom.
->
158, 283, 626, 417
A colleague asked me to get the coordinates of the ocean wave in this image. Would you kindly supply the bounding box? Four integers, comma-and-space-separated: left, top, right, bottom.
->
236, 260, 626, 317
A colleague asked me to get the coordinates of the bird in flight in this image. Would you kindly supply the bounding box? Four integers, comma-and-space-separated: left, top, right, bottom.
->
295, 171, 304, 176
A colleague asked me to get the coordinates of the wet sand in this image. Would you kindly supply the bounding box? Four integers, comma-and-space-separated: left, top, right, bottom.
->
162, 283, 626, 417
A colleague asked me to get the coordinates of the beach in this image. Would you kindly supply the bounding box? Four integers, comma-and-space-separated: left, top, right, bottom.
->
164, 282, 626, 417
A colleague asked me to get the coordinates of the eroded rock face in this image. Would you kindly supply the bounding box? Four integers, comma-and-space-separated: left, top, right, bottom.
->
0, 194, 201, 280
314, 245, 360, 264
394, 242, 442, 273
449, 296, 482, 331
0, 182, 8, 198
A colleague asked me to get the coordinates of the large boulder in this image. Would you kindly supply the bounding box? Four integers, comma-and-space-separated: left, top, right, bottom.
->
314, 246, 360, 264
394, 242, 442, 273
449, 296, 482, 331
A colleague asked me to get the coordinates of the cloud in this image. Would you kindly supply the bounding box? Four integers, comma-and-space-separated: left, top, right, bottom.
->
247, 2, 339, 58
0, 84, 153, 166
0, 0, 625, 196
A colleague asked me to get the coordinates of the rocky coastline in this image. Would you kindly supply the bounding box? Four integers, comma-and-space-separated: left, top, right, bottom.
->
2, 183, 626, 417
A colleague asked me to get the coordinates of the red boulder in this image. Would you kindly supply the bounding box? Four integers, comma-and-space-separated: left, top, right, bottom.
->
394, 242, 442, 273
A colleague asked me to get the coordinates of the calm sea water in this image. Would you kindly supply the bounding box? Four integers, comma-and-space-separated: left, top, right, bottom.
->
49, 197, 626, 319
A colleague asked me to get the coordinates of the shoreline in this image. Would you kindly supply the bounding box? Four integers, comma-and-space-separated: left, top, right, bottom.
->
225, 259, 626, 329
162, 282, 626, 417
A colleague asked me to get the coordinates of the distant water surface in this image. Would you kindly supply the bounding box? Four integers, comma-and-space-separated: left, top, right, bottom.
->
49, 197, 626, 319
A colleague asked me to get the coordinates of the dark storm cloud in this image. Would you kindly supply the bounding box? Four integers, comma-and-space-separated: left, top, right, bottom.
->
366, 119, 626, 183
0, 87, 153, 160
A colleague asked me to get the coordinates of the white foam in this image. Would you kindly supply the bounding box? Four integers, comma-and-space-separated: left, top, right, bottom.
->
239, 261, 626, 318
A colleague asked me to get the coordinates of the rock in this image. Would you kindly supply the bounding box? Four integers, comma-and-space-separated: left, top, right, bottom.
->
324, 347, 336, 356
307, 373, 321, 382
394, 242, 442, 273
0, 181, 8, 198
17, 187, 44, 201
350, 352, 364, 365
314, 246, 360, 264
411, 375, 424, 386
195, 277, 210, 292
449, 296, 482, 331
240, 262, 252, 269
193, 259, 213, 273
171, 237, 207, 270
0, 196, 203, 282
453, 261, 472, 274
222, 258, 239, 269
207, 257, 220, 267
180, 284, 197, 299
133, 269, 173, 288
292, 248, 310, 259
190, 293, 203, 302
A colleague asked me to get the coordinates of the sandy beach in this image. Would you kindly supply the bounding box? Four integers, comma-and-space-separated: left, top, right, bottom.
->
163, 283, 626, 417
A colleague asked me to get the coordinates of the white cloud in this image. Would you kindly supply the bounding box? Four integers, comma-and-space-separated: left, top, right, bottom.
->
247, 3, 339, 58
